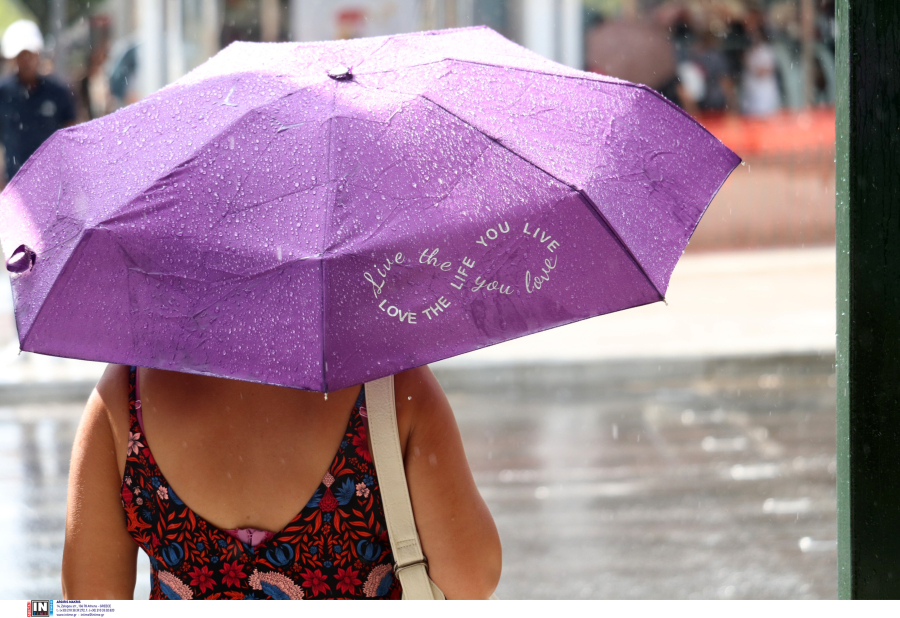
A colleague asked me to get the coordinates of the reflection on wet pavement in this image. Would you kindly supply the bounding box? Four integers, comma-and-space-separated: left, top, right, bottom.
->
0, 405, 82, 599
0, 355, 836, 599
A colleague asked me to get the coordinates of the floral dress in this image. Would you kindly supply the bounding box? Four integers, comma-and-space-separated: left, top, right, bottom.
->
122, 367, 402, 599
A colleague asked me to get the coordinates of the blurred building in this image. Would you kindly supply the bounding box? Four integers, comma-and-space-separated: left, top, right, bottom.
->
8, 0, 836, 252
48, 1, 831, 116
95, 0, 583, 100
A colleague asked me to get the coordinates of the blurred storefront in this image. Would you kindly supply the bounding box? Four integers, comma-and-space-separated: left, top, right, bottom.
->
51, 1, 835, 113
54, 1, 582, 98
580, 0, 836, 251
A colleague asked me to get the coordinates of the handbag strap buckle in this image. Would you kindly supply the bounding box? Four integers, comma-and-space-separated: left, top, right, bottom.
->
393, 557, 429, 576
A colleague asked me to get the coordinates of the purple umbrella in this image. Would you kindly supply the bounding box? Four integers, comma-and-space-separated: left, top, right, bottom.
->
0, 27, 738, 392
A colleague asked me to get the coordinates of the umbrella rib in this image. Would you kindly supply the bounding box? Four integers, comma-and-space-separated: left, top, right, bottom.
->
357, 56, 720, 152
95, 86, 305, 229
18, 227, 96, 349
351, 26, 496, 73
226, 181, 330, 216
350, 33, 397, 73
15, 135, 83, 345
416, 94, 665, 303
354, 57, 631, 89
228, 86, 344, 210
573, 191, 664, 302
425, 58, 641, 89
440, 59, 736, 148
355, 56, 649, 93
320, 95, 337, 392
325, 137, 491, 258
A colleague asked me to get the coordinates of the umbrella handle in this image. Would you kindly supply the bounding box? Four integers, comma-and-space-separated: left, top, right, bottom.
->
6, 245, 36, 274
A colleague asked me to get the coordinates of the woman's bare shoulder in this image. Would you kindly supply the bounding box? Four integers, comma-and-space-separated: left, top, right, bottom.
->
390, 365, 502, 599
63, 363, 138, 598
392, 365, 449, 448
393, 364, 443, 401
87, 364, 132, 477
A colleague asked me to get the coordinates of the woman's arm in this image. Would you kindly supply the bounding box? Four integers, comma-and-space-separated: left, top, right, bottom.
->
62, 365, 137, 599
395, 366, 502, 599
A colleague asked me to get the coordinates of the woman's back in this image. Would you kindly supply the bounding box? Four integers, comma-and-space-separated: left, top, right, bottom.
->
126, 367, 366, 534
63, 364, 501, 599
124, 367, 401, 599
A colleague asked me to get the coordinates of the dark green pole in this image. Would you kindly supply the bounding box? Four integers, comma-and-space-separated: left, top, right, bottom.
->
836, 0, 900, 600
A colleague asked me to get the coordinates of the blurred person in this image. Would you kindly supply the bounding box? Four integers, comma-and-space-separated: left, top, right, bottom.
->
676, 59, 706, 114
78, 45, 113, 121
656, 5, 694, 62
691, 29, 738, 114
721, 16, 751, 85
741, 15, 781, 116
107, 40, 139, 110
658, 7, 699, 112
0, 20, 75, 183
817, 0, 836, 53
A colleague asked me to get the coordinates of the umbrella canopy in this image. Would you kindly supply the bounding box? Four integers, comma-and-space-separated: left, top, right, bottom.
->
0, 27, 739, 392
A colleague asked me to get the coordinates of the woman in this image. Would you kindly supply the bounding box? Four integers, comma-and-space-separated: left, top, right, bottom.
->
61, 364, 501, 599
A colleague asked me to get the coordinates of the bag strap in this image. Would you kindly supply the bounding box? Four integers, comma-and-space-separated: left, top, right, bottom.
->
365, 375, 442, 600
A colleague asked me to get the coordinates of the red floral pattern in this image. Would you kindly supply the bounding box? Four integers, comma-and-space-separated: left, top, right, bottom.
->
221, 561, 247, 588
123, 367, 402, 600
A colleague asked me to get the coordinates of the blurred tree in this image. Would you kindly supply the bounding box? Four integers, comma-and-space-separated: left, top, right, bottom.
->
0, 1, 36, 35
19, 0, 93, 35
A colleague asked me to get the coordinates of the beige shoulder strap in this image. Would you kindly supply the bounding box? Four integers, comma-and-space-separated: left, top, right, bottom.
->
365, 375, 445, 600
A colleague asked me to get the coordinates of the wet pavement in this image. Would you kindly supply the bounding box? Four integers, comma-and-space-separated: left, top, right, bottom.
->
0, 354, 836, 600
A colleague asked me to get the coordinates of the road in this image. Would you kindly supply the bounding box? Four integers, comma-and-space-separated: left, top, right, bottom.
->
0, 354, 836, 600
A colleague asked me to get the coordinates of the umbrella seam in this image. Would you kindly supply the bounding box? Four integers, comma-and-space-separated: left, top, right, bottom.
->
93, 86, 308, 229
346, 25, 496, 74
320, 96, 337, 392
1, 129, 63, 197
16, 136, 88, 345
574, 191, 665, 302
349, 33, 397, 73
19, 227, 95, 349
415, 94, 665, 302
357, 57, 734, 156
355, 57, 621, 86
322, 140, 491, 258
450, 59, 739, 158
223, 87, 353, 213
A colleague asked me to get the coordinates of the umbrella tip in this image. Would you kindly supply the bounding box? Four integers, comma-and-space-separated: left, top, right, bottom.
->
328, 65, 352, 80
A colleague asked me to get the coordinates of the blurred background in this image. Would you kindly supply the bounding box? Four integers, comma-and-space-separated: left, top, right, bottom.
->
0, 0, 836, 600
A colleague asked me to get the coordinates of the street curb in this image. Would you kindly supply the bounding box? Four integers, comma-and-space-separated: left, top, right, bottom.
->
0, 380, 96, 406
432, 352, 836, 396
0, 352, 836, 405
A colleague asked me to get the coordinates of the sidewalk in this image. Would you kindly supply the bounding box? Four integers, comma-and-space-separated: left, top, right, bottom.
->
436, 245, 836, 367
0, 246, 836, 390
